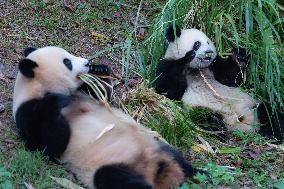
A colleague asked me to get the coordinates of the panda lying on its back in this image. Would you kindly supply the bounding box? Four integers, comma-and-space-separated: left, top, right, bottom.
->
156, 25, 284, 141
13, 46, 199, 189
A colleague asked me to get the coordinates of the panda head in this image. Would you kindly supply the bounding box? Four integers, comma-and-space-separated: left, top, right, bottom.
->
17, 46, 89, 92
164, 25, 217, 69
13, 46, 89, 116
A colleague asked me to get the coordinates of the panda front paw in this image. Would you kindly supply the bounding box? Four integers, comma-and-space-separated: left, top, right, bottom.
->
231, 48, 248, 68
184, 50, 196, 62
36, 93, 70, 119
89, 64, 112, 76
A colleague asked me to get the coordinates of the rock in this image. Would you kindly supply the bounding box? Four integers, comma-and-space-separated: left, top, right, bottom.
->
0, 61, 4, 76
43, 0, 55, 4
0, 104, 5, 113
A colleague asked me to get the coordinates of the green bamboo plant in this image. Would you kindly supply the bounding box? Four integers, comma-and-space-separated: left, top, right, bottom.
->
140, 0, 284, 113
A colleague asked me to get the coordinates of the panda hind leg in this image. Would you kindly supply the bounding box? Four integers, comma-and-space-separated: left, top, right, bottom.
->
202, 111, 228, 141
191, 108, 228, 141
94, 164, 153, 189
257, 103, 284, 143
159, 142, 197, 178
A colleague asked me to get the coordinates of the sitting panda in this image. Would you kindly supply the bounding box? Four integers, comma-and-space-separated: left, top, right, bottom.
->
13, 46, 199, 189
156, 25, 284, 141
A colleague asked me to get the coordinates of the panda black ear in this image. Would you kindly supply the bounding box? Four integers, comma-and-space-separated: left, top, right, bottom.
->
18, 59, 38, 78
24, 47, 37, 57
166, 24, 181, 42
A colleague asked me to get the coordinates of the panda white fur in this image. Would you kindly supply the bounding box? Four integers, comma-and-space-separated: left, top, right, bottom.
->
156, 25, 284, 141
13, 46, 198, 189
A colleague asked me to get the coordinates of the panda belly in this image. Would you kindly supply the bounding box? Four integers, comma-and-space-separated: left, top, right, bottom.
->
182, 69, 259, 131
60, 99, 144, 188
60, 97, 185, 189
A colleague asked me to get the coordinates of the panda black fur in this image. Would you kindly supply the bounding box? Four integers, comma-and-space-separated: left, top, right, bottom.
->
13, 46, 198, 189
156, 25, 284, 142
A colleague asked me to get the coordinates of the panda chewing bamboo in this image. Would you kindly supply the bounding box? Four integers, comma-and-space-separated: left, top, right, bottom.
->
13, 46, 200, 189
156, 25, 284, 141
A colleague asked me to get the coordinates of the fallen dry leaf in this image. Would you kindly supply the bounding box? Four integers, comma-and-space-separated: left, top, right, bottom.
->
128, 78, 138, 87
248, 151, 259, 159
75, 21, 82, 29
90, 31, 110, 44
235, 160, 242, 167
63, 0, 74, 12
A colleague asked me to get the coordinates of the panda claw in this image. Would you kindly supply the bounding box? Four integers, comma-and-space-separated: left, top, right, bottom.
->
89, 64, 112, 76
231, 48, 248, 68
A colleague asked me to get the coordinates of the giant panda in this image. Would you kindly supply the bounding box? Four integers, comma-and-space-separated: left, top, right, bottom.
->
156, 25, 284, 141
13, 46, 199, 189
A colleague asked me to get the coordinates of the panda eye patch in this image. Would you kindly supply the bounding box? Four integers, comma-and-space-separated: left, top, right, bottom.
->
193, 41, 201, 51
63, 58, 73, 71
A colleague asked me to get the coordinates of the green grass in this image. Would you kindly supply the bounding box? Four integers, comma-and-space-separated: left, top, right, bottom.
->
186, 131, 284, 189
0, 145, 68, 189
